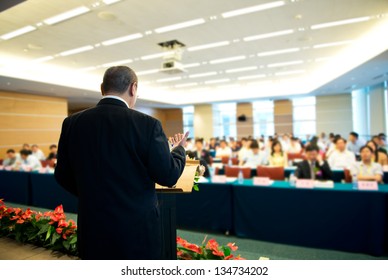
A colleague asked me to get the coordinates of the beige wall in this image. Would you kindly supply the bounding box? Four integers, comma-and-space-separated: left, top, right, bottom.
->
0, 91, 67, 158
236, 102, 253, 138
316, 94, 352, 137
369, 85, 386, 135
194, 104, 213, 140
274, 100, 293, 134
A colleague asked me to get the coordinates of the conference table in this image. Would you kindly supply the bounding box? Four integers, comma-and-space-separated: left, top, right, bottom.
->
1, 170, 388, 256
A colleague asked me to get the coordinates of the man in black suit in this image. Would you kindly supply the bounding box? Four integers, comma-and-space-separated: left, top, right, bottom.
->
188, 138, 211, 177
295, 145, 333, 180
55, 66, 187, 260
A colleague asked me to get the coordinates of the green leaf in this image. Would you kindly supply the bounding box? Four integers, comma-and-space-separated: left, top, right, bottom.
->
69, 235, 77, 245
63, 240, 70, 250
45, 225, 54, 241
50, 232, 60, 246
193, 184, 199, 191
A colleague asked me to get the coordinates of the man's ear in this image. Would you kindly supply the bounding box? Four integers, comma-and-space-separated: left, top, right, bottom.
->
100, 83, 105, 96
129, 82, 137, 97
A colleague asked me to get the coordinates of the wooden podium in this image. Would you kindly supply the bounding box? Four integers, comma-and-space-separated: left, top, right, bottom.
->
156, 160, 199, 260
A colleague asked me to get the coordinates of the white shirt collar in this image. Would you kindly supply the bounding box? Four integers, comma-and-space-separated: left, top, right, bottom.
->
102, 95, 129, 108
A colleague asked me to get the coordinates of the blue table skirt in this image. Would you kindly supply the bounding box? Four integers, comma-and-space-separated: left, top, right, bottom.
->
233, 180, 388, 256
0, 170, 30, 205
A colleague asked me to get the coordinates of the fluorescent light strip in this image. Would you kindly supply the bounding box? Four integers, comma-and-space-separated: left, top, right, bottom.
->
183, 63, 201, 68
237, 74, 266, 80
225, 66, 258, 73
222, 1, 285, 18
156, 77, 182, 83
267, 60, 304, 68
141, 51, 174, 60
154, 18, 205, 33
209, 55, 246, 64
137, 69, 159, 76
32, 56, 54, 63
102, 58, 133, 68
43, 6, 90, 25
243, 29, 293, 42
101, 33, 143, 46
258, 48, 300, 57
204, 78, 230, 84
102, 0, 121, 4
275, 70, 305, 76
59, 45, 94, 56
175, 82, 198, 88
189, 72, 217, 78
311, 16, 370, 30
0, 25, 36, 40
313, 40, 352, 49
188, 41, 230, 52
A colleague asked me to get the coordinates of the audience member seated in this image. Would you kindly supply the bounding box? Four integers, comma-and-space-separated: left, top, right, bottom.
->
366, 141, 388, 167
208, 137, 218, 150
238, 137, 250, 161
288, 137, 302, 153
31, 144, 46, 160
295, 145, 333, 180
325, 134, 340, 159
268, 140, 288, 167
350, 145, 383, 183
216, 140, 232, 158
17, 149, 42, 171
280, 134, 290, 152
188, 138, 211, 177
184, 138, 194, 152
22, 143, 31, 151
240, 140, 267, 168
46, 144, 58, 161
346, 131, 364, 157
328, 137, 355, 169
2, 149, 19, 167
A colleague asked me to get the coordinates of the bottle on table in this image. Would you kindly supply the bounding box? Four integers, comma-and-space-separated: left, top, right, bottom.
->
238, 170, 244, 184
352, 173, 358, 190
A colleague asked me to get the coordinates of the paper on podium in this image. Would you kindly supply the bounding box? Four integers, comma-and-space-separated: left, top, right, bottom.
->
155, 159, 199, 193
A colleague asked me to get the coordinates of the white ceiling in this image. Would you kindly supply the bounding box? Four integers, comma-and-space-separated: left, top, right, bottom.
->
0, 0, 387, 109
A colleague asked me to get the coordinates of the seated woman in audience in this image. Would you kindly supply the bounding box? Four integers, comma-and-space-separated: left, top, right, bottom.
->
240, 140, 267, 168
350, 146, 383, 182
268, 140, 288, 167
366, 140, 388, 167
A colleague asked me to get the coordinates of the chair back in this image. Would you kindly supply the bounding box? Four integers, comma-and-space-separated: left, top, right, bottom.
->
344, 169, 352, 183
225, 166, 251, 178
256, 166, 285, 181
221, 157, 238, 165
287, 153, 305, 161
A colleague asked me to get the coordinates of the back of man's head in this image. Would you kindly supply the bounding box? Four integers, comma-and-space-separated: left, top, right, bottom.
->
101, 66, 137, 94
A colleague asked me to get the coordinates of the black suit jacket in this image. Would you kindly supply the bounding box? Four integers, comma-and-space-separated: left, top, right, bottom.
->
295, 160, 333, 180
55, 98, 186, 260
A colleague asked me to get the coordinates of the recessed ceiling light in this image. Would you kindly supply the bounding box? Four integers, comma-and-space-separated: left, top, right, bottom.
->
258, 48, 300, 57
43, 6, 90, 25
59, 45, 94, 56
222, 1, 285, 18
205, 78, 230, 84
189, 72, 217, 78
182, 63, 201, 68
101, 33, 143, 46
0, 25, 36, 40
156, 77, 182, 83
209, 55, 246, 64
267, 60, 304, 67
313, 40, 352, 49
102, 0, 121, 5
225, 66, 258, 73
141, 51, 174, 60
237, 74, 266, 80
275, 70, 305, 76
311, 16, 370, 29
243, 29, 294, 42
188, 41, 230, 51
102, 58, 133, 67
154, 18, 205, 33
137, 69, 159, 76
175, 82, 198, 88
32, 56, 54, 63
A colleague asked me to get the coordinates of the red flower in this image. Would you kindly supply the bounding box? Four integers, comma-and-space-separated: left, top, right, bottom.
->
225, 255, 234, 260
185, 243, 202, 254
212, 249, 224, 257
206, 239, 219, 251
227, 242, 238, 251
56, 228, 63, 234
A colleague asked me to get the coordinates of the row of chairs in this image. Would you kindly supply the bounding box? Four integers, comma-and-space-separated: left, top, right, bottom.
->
215, 166, 285, 181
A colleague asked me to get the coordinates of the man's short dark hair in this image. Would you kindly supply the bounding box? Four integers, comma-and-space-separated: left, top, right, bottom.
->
334, 137, 346, 144
6, 149, 15, 154
250, 140, 259, 149
350, 132, 359, 138
20, 149, 31, 156
195, 138, 203, 144
101, 66, 137, 94
306, 145, 319, 152
360, 145, 373, 154
49, 144, 57, 149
